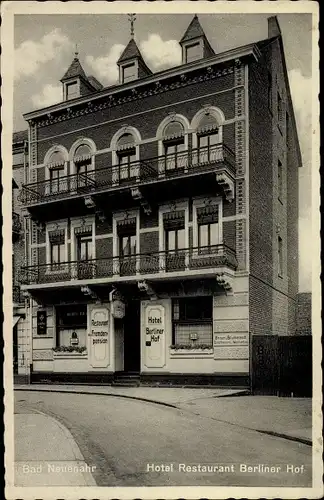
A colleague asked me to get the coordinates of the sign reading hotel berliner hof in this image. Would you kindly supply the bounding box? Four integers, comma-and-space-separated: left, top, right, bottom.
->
36, 310, 47, 335
144, 303, 166, 367
89, 306, 110, 368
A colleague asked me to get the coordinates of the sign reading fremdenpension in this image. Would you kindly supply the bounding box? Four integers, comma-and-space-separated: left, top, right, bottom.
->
89, 306, 110, 368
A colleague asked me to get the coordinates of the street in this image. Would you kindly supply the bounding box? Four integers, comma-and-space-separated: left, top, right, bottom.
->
14, 391, 312, 487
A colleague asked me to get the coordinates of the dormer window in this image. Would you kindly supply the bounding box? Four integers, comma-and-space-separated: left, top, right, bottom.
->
122, 63, 136, 83
185, 41, 202, 63
66, 81, 78, 100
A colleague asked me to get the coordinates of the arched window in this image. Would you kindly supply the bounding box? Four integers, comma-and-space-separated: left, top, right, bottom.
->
111, 127, 141, 184
156, 115, 189, 175
74, 144, 92, 188
44, 147, 68, 196
163, 121, 187, 171
191, 108, 224, 165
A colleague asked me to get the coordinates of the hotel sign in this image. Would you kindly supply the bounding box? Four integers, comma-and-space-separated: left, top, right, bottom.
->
144, 303, 166, 368
37, 311, 47, 335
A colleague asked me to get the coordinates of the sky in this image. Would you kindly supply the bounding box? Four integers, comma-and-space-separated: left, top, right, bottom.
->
12, 12, 313, 292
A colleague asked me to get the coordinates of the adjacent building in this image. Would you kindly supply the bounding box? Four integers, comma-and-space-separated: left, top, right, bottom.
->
16, 15, 302, 386
12, 130, 29, 383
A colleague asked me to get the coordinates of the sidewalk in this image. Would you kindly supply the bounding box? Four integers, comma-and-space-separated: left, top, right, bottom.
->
15, 384, 312, 445
14, 411, 96, 486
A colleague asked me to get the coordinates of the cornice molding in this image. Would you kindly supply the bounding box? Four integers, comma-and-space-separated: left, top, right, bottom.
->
33, 65, 235, 128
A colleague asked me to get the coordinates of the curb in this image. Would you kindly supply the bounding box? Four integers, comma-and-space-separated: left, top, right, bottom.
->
14, 386, 179, 409
15, 387, 312, 446
255, 428, 312, 447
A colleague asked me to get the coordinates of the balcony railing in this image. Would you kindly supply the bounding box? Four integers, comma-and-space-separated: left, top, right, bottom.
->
20, 244, 237, 286
18, 143, 235, 206
12, 212, 22, 233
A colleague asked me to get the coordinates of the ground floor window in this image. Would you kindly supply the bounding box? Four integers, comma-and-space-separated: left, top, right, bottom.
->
171, 297, 213, 347
55, 304, 87, 348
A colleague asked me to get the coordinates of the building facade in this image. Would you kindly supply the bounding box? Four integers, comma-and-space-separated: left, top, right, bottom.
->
16, 15, 301, 386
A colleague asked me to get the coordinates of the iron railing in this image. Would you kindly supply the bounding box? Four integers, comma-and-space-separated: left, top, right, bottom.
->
20, 244, 237, 285
12, 212, 22, 233
18, 143, 235, 206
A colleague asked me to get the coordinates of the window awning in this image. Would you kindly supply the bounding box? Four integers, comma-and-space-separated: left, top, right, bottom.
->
13, 316, 21, 327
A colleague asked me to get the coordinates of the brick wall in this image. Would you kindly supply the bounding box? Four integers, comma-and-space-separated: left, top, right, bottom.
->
249, 275, 272, 335
248, 53, 274, 335
36, 72, 235, 162
140, 231, 159, 254
296, 292, 311, 335
248, 39, 299, 337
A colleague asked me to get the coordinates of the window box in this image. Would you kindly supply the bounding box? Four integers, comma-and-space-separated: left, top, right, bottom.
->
52, 346, 87, 358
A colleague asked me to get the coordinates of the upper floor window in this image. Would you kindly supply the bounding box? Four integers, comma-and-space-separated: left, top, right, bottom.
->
197, 205, 219, 251
48, 230, 65, 269
163, 211, 186, 252
185, 42, 201, 63
194, 113, 221, 164
66, 81, 78, 100
47, 151, 66, 194
77, 233, 93, 261
74, 144, 92, 188
122, 63, 136, 83
163, 122, 186, 170
116, 133, 137, 179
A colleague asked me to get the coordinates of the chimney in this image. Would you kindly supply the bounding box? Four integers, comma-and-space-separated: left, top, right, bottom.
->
268, 16, 282, 38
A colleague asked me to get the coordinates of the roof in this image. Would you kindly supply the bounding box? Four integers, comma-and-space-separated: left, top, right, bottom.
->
88, 75, 103, 91
61, 56, 88, 82
180, 15, 206, 43
117, 38, 143, 64
13, 130, 28, 144
24, 41, 260, 121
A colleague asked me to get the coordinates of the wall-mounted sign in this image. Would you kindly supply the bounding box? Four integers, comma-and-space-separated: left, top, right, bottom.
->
70, 331, 79, 346
89, 306, 110, 368
214, 333, 249, 346
143, 303, 166, 368
213, 333, 249, 360
37, 310, 47, 335
112, 300, 125, 319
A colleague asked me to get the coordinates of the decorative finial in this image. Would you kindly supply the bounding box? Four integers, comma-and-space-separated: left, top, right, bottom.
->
128, 13, 136, 38
75, 43, 79, 59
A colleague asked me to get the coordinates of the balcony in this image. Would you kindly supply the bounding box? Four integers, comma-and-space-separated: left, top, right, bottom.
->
20, 244, 237, 287
18, 144, 235, 218
12, 212, 22, 239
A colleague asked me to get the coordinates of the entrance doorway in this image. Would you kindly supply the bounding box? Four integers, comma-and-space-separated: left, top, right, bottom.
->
123, 299, 141, 372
